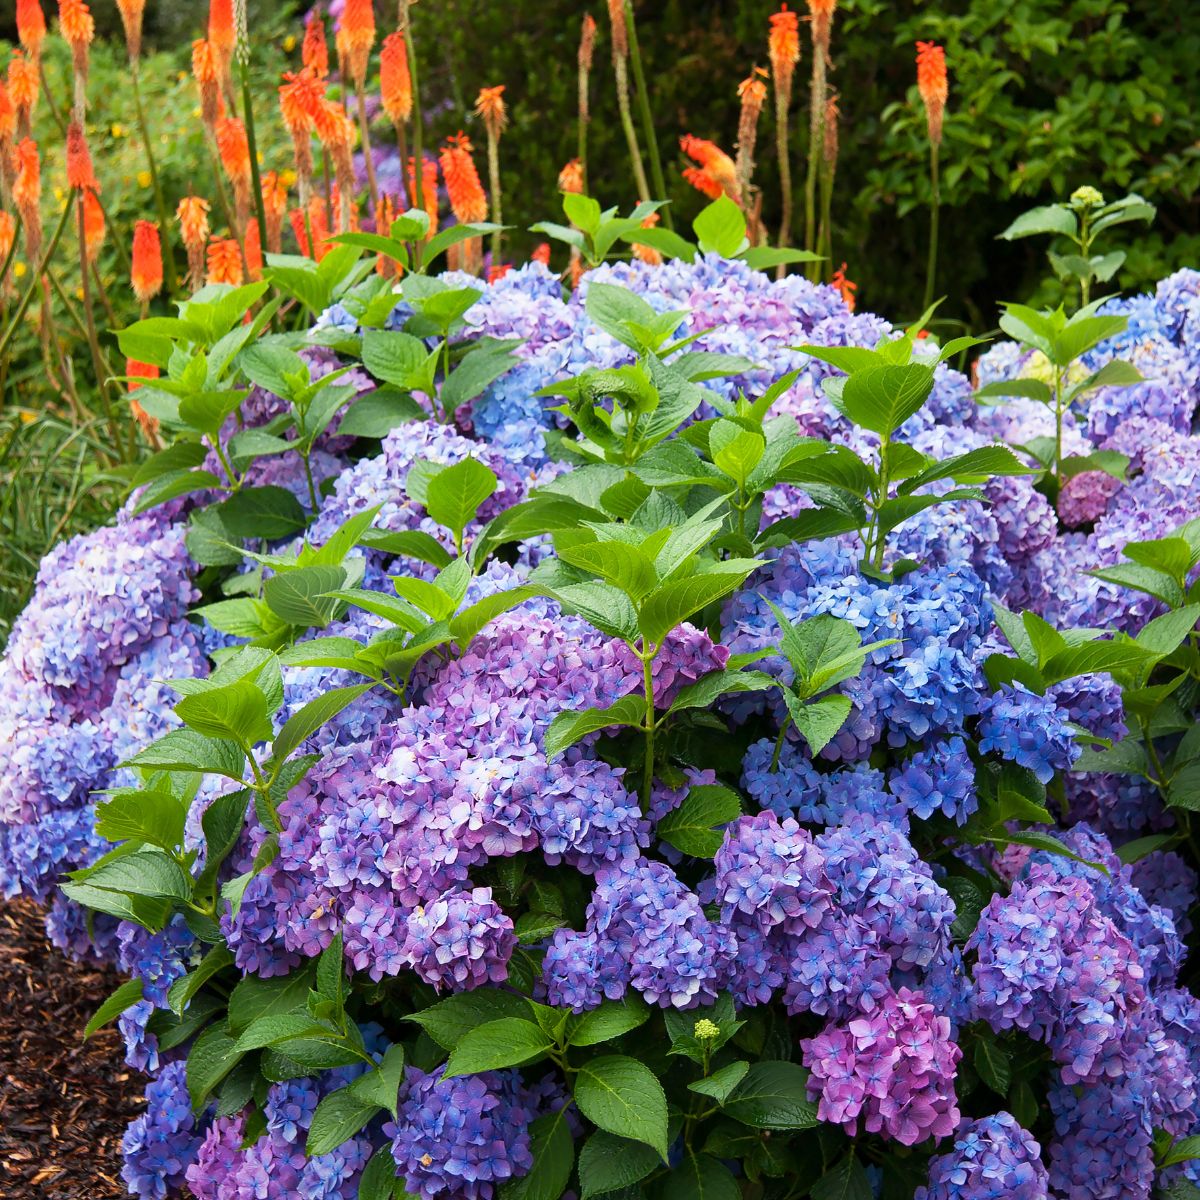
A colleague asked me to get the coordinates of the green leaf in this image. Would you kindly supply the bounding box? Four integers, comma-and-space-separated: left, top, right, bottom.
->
1161, 1135, 1200, 1168
122, 728, 246, 779
639, 571, 756, 648
219, 485, 308, 539
186, 1025, 243, 1111
688, 1060, 750, 1105
544, 694, 646, 757
167, 945, 235, 1016
998, 205, 1078, 241
501, 1107, 576, 1200
578, 1130, 661, 1199
441, 340, 521, 411
899, 444, 1032, 494
84, 978, 145, 1038
974, 378, 1054, 405
739, 245, 822, 269
263, 564, 347, 629
569, 997, 651, 1047
442, 1017, 554, 1077
666, 668, 776, 715
424, 458, 498, 540
811, 1154, 872, 1200
1041, 640, 1157, 683
232, 1013, 333, 1053
1135, 604, 1200, 656
721, 1061, 818, 1130
784, 692, 854, 756
406, 990, 542, 1050
75, 848, 193, 902
652, 1152, 739, 1200
274, 683, 373, 761
361, 329, 428, 387
833, 363, 935, 435
94, 789, 187, 851
657, 784, 742, 858
338, 387, 425, 436
973, 1036, 1012, 1095
306, 1087, 379, 1157
358, 1147, 401, 1200
131, 468, 223, 514
227, 966, 315, 1036
693, 195, 747, 258
348, 1044, 405, 1117
574, 1055, 669, 1160
450, 587, 539, 649
558, 540, 658, 603
176, 675, 273, 746
1115, 834, 1175, 866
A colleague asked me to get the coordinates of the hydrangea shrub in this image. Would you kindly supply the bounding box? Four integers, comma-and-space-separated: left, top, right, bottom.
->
1, 233, 1199, 1199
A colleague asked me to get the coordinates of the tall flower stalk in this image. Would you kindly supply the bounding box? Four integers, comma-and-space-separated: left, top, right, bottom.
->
623, 0, 671, 226
916, 41, 947, 312
577, 14, 596, 195
607, 0, 650, 204
735, 68, 768, 241
769, 4, 800, 275
474, 86, 507, 267
803, 0, 835, 276
381, 30, 412, 199
340, 0, 378, 211
234, 0, 270, 268
818, 92, 838, 272
399, 0, 427, 248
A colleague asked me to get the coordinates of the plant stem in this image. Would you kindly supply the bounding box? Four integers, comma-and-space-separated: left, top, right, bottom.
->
803, 42, 827, 276
356, 82, 380, 212
623, 0, 671, 226
922, 141, 940, 314
614, 55, 650, 204
577, 42, 590, 194
486, 127, 503, 267
871, 435, 892, 573
0, 196, 75, 363
131, 65, 179, 296
76, 196, 124, 455
770, 716, 792, 772
37, 58, 68, 136
1053, 362, 1064, 492
302, 449, 319, 513
774, 85, 793, 278
641, 647, 657, 809
239, 62, 269, 261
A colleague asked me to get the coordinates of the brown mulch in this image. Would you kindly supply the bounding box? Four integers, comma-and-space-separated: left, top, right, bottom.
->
0, 900, 143, 1199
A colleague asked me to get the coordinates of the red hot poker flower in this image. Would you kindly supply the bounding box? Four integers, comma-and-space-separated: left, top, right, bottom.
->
131, 219, 163, 304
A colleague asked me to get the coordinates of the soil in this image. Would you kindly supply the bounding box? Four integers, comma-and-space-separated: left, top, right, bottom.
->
0, 900, 143, 1199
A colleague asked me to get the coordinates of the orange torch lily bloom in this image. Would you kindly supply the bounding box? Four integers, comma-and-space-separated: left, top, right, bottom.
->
916, 41, 948, 146
440, 132, 487, 224
131, 219, 163, 304
380, 32, 412, 125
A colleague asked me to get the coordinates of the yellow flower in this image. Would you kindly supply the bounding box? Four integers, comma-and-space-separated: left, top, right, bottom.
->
192, 106, 202, 120
14, 262, 27, 278
75, 287, 84, 301
137, 169, 152, 188
19, 408, 37, 424
280, 168, 297, 187
111, 123, 125, 137
283, 33, 297, 51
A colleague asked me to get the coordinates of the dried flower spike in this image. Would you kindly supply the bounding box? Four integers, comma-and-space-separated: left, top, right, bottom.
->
474, 85, 508, 143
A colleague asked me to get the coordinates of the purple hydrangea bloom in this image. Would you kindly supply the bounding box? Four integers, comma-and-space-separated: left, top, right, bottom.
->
399, 886, 517, 992
121, 1061, 204, 1199
802, 985, 962, 1145
915, 1112, 1048, 1200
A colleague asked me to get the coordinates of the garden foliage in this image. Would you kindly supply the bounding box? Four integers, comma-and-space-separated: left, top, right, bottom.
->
1, 210, 1199, 1198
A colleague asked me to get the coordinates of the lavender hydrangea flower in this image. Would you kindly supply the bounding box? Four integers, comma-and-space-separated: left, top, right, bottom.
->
915, 1112, 1048, 1200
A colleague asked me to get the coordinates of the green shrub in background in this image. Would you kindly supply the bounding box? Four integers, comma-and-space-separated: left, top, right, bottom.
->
412, 0, 1199, 322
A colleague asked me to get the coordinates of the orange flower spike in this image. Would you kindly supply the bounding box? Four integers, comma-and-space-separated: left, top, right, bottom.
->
806, 0, 837, 53
16, 0, 47, 60
206, 236, 243, 285
58, 0, 95, 97
208, 0, 237, 92
0, 210, 16, 291
831, 261, 856, 311
125, 357, 159, 391
81, 187, 105, 261
216, 115, 251, 189
579, 13, 597, 72
380, 32, 412, 125
680, 134, 737, 199
115, 0, 146, 62
192, 39, 223, 129
13, 137, 40, 218
176, 194, 210, 285
9, 54, 39, 132
768, 5, 801, 97
260, 170, 288, 254
531, 242, 550, 266
0, 81, 14, 183
131, 219, 163, 304
306, 194, 332, 259
474, 86, 508, 143
339, 0, 375, 90
633, 211, 662, 266
65, 120, 99, 191
440, 132, 487, 224
682, 166, 723, 201
736, 67, 770, 183
303, 7, 330, 77
916, 41, 948, 146
407, 156, 439, 236
606, 0, 627, 60
243, 218, 263, 280
558, 159, 584, 195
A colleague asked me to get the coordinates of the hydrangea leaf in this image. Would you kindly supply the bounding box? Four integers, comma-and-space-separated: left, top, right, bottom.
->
574, 1055, 669, 1160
